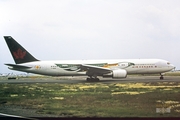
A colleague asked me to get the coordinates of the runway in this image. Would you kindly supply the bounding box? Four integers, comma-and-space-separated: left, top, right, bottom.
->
0, 76, 180, 84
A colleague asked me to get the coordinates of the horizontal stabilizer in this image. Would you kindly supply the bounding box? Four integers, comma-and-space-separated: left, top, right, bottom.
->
5, 64, 32, 69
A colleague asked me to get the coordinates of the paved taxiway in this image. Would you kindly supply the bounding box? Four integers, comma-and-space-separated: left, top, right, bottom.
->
0, 76, 180, 84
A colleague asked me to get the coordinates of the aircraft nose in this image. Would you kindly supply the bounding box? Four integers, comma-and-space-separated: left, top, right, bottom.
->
170, 64, 175, 71
166, 61, 175, 70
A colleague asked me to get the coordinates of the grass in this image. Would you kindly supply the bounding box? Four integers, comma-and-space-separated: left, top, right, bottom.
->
165, 72, 180, 76
127, 71, 180, 76
0, 82, 180, 117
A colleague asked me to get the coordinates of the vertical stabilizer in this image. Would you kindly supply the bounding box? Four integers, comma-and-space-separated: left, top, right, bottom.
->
4, 36, 39, 64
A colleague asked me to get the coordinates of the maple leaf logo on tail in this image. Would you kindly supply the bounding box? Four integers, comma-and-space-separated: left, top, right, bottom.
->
13, 48, 26, 59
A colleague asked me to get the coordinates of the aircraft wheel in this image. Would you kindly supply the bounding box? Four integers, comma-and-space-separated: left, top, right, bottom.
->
95, 78, 100, 81
160, 76, 164, 80
86, 78, 91, 81
86, 78, 100, 82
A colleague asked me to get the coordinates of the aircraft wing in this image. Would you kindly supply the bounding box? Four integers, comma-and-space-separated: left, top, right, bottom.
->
5, 64, 32, 69
80, 64, 111, 75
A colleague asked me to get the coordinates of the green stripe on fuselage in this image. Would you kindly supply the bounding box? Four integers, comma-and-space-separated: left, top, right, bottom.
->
56, 63, 107, 68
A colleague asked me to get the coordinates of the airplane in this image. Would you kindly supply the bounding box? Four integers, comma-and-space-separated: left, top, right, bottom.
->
3, 36, 175, 81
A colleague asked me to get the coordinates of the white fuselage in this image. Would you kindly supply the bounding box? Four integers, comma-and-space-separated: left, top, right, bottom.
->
8, 59, 175, 77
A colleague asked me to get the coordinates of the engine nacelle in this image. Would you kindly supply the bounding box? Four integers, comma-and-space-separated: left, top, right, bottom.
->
103, 69, 127, 78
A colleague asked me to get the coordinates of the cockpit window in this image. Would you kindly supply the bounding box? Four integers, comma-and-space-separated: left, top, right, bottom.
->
167, 62, 170, 65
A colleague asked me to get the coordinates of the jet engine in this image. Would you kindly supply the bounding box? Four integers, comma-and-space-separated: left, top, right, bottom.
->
103, 69, 127, 78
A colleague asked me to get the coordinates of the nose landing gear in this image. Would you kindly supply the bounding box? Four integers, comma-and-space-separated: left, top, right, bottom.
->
160, 73, 164, 80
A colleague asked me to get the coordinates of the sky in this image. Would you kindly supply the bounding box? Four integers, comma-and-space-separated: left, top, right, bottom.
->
0, 0, 180, 74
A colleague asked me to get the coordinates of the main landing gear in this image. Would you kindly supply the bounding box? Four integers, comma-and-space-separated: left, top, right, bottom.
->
160, 73, 164, 80
86, 77, 100, 82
